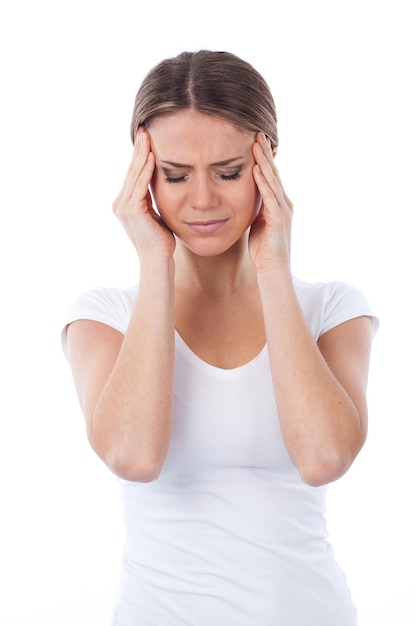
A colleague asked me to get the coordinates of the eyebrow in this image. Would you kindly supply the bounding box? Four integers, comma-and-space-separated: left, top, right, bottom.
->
160, 156, 245, 168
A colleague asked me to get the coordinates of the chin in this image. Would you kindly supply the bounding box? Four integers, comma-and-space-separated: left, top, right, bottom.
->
176, 233, 249, 258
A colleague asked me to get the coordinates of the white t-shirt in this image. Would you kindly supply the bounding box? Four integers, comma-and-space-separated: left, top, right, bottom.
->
62, 277, 378, 626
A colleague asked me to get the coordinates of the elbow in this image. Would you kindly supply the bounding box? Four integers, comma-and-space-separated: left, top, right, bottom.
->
107, 456, 163, 482
298, 448, 358, 487
105, 447, 162, 481
88, 432, 164, 483
298, 423, 367, 487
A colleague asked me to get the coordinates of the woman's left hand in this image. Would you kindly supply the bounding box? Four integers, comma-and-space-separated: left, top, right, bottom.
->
249, 132, 294, 273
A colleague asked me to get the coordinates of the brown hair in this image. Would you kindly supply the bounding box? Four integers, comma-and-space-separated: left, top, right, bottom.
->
130, 50, 278, 149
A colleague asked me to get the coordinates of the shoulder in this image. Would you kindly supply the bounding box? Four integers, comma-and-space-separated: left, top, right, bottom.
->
62, 284, 138, 357
293, 276, 379, 339
66, 284, 137, 323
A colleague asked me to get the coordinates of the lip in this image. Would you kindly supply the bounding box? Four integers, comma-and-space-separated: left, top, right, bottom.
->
185, 219, 229, 235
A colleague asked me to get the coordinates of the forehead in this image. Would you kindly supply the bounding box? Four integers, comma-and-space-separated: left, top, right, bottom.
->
148, 110, 254, 162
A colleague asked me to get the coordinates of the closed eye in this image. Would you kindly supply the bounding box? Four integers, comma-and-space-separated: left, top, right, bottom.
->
165, 175, 186, 184
163, 167, 243, 184
220, 171, 241, 181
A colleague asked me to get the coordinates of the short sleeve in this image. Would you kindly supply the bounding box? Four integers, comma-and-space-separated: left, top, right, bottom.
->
293, 277, 379, 340
61, 284, 137, 359
320, 281, 379, 337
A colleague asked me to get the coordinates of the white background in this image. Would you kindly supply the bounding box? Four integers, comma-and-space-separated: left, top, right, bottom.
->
1, 1, 415, 624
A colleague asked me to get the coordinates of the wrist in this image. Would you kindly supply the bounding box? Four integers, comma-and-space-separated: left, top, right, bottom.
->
138, 256, 175, 285
139, 255, 175, 272
256, 262, 292, 285
256, 264, 296, 306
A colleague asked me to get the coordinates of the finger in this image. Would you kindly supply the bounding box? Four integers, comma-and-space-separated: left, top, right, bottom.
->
257, 132, 277, 173
253, 163, 281, 214
113, 148, 155, 221
274, 167, 293, 211
253, 143, 286, 208
113, 152, 155, 221
253, 137, 292, 211
119, 130, 152, 200
129, 151, 155, 207
253, 136, 279, 188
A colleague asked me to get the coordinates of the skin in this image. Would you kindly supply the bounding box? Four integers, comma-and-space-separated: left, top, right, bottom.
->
66, 109, 373, 486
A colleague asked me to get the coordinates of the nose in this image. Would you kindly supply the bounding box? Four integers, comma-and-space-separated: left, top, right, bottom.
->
189, 175, 219, 211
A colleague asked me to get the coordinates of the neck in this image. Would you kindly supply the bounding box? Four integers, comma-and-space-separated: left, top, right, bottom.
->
174, 237, 257, 297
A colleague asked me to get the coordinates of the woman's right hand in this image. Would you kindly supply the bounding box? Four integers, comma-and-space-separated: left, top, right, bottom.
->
112, 129, 176, 259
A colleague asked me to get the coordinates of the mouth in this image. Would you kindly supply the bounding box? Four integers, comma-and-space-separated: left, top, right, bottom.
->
185, 219, 229, 235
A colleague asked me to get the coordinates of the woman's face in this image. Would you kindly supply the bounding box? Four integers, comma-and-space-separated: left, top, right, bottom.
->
148, 109, 262, 256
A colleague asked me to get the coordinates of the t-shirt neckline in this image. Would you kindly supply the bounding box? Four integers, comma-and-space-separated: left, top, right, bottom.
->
174, 330, 268, 379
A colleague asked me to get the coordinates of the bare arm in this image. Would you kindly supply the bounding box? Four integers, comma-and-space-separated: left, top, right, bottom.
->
251, 133, 373, 486
258, 269, 373, 486
66, 131, 176, 482
67, 259, 175, 482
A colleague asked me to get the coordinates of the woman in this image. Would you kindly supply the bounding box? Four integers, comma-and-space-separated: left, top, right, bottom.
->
63, 50, 378, 625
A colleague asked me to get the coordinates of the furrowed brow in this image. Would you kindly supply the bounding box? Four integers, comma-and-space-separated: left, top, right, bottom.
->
160, 156, 245, 168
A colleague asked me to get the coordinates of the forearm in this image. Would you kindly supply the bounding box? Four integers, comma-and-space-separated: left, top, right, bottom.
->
258, 268, 363, 486
93, 258, 175, 481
